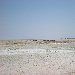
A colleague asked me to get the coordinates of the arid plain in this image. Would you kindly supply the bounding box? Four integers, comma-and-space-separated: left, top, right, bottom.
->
0, 39, 75, 75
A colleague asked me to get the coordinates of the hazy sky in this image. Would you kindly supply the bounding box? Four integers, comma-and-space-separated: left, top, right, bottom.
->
0, 0, 75, 40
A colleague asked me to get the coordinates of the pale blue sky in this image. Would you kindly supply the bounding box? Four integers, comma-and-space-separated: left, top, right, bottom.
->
0, 0, 75, 40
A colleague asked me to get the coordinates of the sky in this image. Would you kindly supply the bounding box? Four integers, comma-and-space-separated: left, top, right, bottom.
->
0, 0, 75, 40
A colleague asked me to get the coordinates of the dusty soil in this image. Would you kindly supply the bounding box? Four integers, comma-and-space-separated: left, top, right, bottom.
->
0, 40, 75, 75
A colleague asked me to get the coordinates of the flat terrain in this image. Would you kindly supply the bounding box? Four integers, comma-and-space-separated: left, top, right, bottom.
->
0, 39, 75, 75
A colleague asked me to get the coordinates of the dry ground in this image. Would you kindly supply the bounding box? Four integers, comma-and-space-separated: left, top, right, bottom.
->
0, 40, 75, 75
